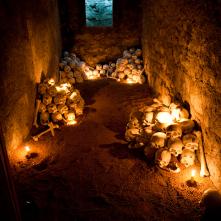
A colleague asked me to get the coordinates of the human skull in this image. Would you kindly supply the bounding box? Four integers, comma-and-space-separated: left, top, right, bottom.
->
179, 108, 190, 119
57, 104, 69, 115
38, 102, 46, 113
129, 48, 136, 53
59, 71, 67, 79
168, 137, 183, 156
63, 51, 69, 57
180, 149, 196, 167
124, 68, 131, 75
155, 149, 171, 168
96, 64, 102, 71
125, 128, 140, 142
135, 59, 141, 65
103, 64, 109, 70
135, 49, 142, 57
143, 112, 154, 125
67, 71, 74, 78
54, 95, 67, 105
38, 83, 48, 95
47, 86, 57, 97
150, 132, 167, 149
47, 104, 57, 114
123, 50, 132, 58
40, 112, 50, 125
182, 134, 199, 151
179, 119, 195, 134
166, 124, 182, 138
43, 94, 52, 105
51, 112, 63, 122
64, 65, 71, 73
68, 78, 76, 84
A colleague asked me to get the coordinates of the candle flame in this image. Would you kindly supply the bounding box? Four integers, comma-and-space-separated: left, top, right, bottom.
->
191, 169, 196, 177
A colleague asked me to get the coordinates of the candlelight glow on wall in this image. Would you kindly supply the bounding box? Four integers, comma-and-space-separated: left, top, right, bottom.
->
85, 0, 113, 27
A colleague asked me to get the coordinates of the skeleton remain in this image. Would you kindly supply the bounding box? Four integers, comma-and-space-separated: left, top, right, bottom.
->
182, 134, 199, 151
155, 149, 171, 168
168, 137, 183, 156
180, 148, 196, 167
32, 123, 59, 141
150, 132, 167, 148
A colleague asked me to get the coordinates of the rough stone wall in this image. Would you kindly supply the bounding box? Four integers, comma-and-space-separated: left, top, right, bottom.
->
60, 0, 142, 66
0, 0, 61, 154
142, 0, 221, 188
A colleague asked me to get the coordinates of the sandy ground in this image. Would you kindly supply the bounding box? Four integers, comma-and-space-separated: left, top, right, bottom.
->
11, 79, 214, 221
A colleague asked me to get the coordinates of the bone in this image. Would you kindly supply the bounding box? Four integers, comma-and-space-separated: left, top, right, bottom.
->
32, 123, 59, 141
33, 99, 41, 128
194, 131, 210, 177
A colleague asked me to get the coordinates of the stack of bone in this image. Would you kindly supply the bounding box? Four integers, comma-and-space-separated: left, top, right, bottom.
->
34, 77, 85, 128
110, 48, 146, 84
125, 99, 209, 175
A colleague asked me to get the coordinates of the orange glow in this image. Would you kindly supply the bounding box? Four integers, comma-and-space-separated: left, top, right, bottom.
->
48, 78, 55, 86
25, 146, 30, 152
171, 108, 180, 121
67, 120, 77, 125
156, 112, 173, 124
191, 169, 196, 178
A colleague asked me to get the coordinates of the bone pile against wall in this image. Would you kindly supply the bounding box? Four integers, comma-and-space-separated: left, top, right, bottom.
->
59, 48, 146, 84
125, 99, 205, 173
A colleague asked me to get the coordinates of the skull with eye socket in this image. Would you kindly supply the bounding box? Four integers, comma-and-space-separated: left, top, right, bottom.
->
182, 134, 199, 152
180, 148, 196, 167
166, 124, 182, 139
155, 148, 171, 168
168, 137, 183, 157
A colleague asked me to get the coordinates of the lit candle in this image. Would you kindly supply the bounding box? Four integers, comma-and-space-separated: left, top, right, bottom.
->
191, 169, 196, 183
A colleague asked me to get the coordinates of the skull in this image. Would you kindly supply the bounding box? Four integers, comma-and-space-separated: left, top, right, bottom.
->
38, 83, 48, 95
67, 71, 74, 78
63, 51, 69, 57
40, 112, 50, 125
132, 55, 138, 60
150, 132, 167, 149
180, 149, 196, 167
68, 78, 76, 84
124, 68, 131, 75
125, 128, 140, 142
123, 50, 132, 58
143, 112, 154, 125
135, 59, 141, 65
168, 137, 183, 156
179, 119, 195, 134
51, 112, 63, 122
43, 94, 52, 105
39, 102, 46, 113
103, 64, 109, 70
135, 49, 142, 57
182, 134, 199, 151
179, 107, 190, 119
47, 86, 57, 97
64, 65, 71, 73
166, 124, 182, 138
57, 104, 69, 115
54, 95, 67, 105
47, 104, 57, 114
155, 149, 171, 168
96, 64, 103, 71
129, 48, 136, 53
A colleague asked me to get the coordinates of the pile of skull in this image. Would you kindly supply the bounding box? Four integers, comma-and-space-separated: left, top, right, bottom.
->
32, 77, 85, 141
59, 48, 146, 84
125, 99, 203, 173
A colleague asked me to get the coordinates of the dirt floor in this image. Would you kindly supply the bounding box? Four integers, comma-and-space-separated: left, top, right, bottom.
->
10, 79, 215, 221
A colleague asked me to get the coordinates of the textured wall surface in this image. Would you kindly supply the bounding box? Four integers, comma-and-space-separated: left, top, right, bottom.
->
60, 0, 142, 66
0, 0, 61, 155
142, 0, 221, 188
